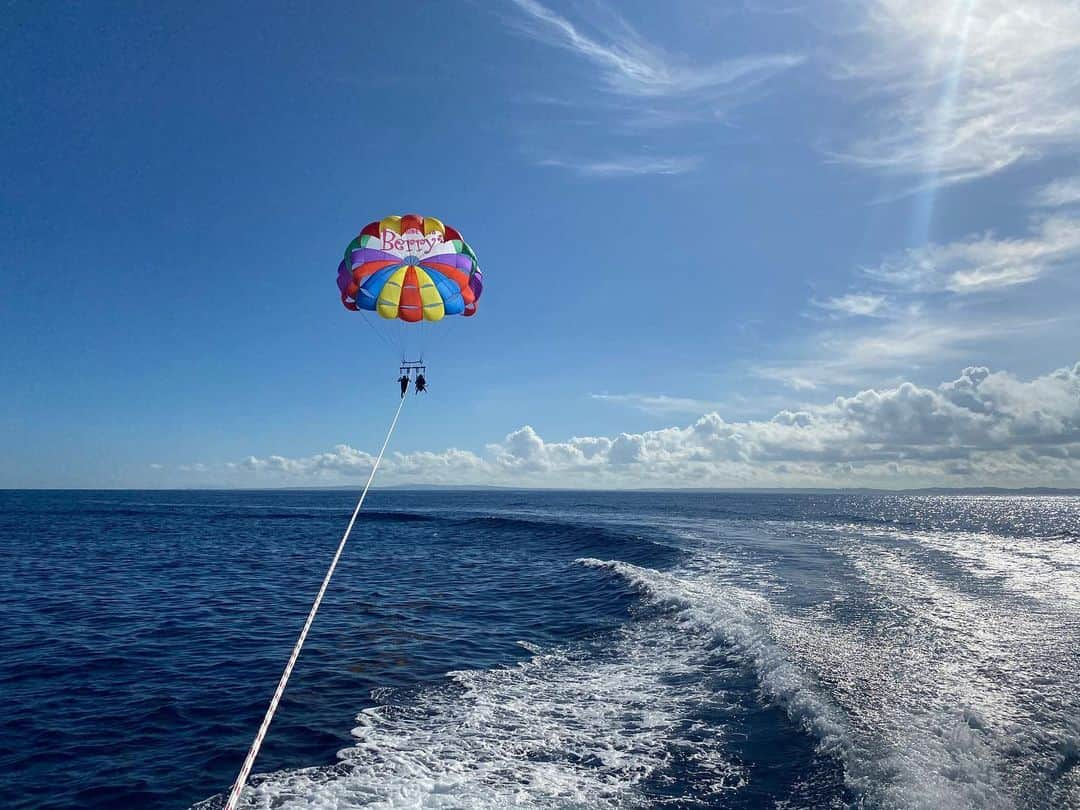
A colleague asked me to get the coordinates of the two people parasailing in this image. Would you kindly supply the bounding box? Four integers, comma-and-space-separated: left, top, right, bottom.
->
398, 372, 427, 397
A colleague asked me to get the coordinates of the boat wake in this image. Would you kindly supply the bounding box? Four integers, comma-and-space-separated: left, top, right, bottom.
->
196, 503, 1080, 810
197, 606, 744, 808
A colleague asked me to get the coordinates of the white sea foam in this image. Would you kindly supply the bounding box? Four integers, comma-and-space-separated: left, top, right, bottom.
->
577, 557, 852, 758
207, 612, 744, 809
895, 526, 1080, 607
578, 538, 1080, 810
819, 528, 1080, 807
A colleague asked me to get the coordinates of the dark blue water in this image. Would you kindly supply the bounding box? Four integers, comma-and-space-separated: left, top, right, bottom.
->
2, 491, 1078, 809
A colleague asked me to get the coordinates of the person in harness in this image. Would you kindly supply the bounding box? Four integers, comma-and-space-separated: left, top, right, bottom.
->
398, 374, 409, 398
414, 373, 427, 394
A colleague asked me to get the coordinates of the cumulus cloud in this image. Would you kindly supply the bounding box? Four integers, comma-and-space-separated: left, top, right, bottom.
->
834, 0, 1080, 186
229, 362, 1080, 489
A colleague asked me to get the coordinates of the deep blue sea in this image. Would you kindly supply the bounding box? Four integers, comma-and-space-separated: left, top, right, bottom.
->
2, 490, 1079, 809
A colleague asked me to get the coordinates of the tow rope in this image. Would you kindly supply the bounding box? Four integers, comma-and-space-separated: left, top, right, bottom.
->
224, 388, 409, 809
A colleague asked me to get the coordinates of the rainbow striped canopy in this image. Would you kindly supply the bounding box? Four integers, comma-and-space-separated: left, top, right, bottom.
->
337, 214, 483, 322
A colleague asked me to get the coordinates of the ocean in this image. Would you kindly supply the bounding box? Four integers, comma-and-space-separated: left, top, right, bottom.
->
1, 490, 1078, 809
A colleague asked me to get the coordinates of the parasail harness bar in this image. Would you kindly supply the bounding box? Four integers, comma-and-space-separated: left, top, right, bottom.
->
223, 386, 410, 810
399, 358, 426, 378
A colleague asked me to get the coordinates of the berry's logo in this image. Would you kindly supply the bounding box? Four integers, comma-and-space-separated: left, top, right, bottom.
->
380, 229, 444, 257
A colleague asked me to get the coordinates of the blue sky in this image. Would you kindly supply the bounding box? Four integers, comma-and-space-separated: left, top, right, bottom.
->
3, 0, 1079, 488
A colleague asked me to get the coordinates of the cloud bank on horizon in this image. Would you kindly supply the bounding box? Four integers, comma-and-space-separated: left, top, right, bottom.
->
210, 360, 1080, 489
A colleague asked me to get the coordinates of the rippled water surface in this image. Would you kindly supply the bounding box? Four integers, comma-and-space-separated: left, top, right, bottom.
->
1, 490, 1078, 809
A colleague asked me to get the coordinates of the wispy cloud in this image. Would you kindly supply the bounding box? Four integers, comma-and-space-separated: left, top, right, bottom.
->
1034, 175, 1080, 208
508, 0, 803, 100
759, 210, 1080, 391
811, 292, 889, 318
590, 393, 726, 415
833, 0, 1080, 187
504, 0, 803, 175
865, 215, 1080, 294
538, 154, 702, 177
755, 315, 998, 390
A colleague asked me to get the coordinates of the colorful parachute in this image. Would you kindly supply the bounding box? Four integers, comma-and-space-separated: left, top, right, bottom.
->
337, 214, 483, 322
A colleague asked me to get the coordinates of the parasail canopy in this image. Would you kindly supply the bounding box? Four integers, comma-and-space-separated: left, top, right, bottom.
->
337, 214, 483, 322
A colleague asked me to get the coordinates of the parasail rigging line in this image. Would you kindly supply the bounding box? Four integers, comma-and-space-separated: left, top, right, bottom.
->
223, 387, 410, 810
358, 309, 397, 353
